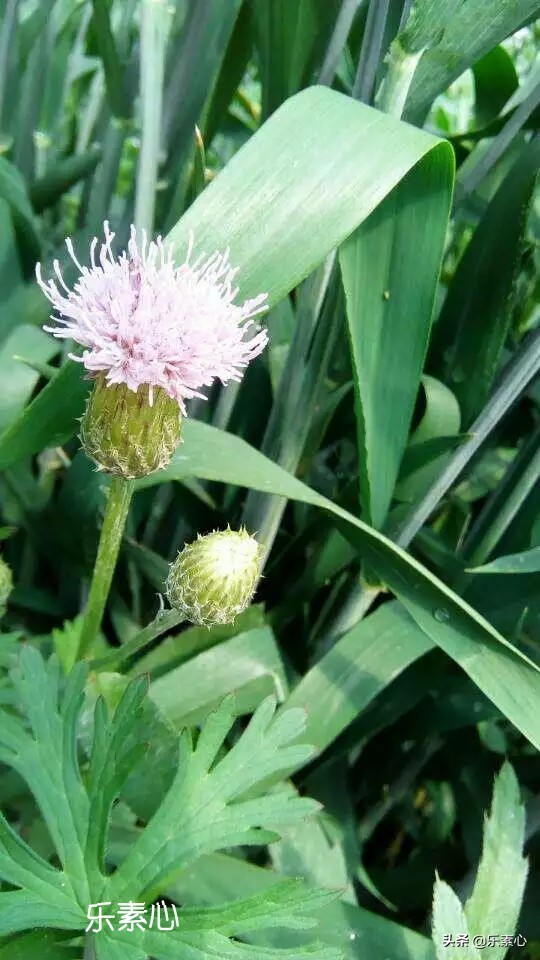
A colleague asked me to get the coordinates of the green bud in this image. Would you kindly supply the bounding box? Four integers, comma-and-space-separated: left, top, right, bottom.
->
81, 375, 181, 479
166, 527, 262, 627
0, 556, 13, 615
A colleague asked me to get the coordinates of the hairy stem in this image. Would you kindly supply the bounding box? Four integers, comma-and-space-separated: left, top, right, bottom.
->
89, 607, 185, 671
79, 477, 135, 658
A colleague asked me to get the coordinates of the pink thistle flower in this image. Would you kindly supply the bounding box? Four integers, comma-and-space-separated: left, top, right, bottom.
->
36, 222, 268, 413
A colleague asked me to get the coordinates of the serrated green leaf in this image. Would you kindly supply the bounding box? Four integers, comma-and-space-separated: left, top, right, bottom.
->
0, 649, 90, 908
0, 647, 337, 957
52, 617, 84, 675
464, 763, 528, 957
103, 925, 342, 960
106, 694, 319, 902
432, 878, 479, 960
95, 938, 146, 960
170, 852, 435, 959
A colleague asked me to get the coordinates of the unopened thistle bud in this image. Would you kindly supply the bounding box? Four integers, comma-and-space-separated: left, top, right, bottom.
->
81, 375, 181, 478
36, 222, 268, 478
0, 556, 13, 615
166, 528, 262, 627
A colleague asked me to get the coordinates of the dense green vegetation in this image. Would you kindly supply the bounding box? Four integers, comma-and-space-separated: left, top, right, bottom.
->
0, 1, 539, 958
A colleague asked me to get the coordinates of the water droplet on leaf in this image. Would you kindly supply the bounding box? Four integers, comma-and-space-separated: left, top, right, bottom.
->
433, 607, 450, 622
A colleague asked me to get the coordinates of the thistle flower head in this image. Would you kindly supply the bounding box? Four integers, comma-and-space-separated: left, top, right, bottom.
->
36, 223, 268, 414
166, 527, 262, 627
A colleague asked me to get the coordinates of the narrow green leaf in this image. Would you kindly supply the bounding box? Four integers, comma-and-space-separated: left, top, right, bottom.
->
90, 0, 129, 119
149, 626, 288, 728
432, 138, 540, 426
395, 375, 462, 503
459, 425, 540, 571
401, 0, 540, 121
472, 46, 518, 126
284, 603, 432, 755
340, 153, 453, 526
253, 0, 340, 117
138, 418, 540, 753
135, 0, 172, 234
129, 605, 267, 678
457, 78, 540, 201
0, 361, 90, 469
396, 328, 540, 547
30, 149, 102, 213
0, 156, 41, 270
320, 0, 362, 86
469, 545, 540, 575
0, 326, 57, 435
161, 0, 242, 224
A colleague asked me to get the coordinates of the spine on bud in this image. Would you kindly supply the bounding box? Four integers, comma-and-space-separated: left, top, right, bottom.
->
166, 527, 261, 627
81, 375, 181, 479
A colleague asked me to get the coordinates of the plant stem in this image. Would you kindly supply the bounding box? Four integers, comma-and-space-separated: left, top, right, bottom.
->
352, 0, 392, 103
79, 477, 135, 658
375, 41, 424, 118
135, 0, 171, 235
319, 0, 364, 87
89, 607, 184, 671
83, 935, 97, 960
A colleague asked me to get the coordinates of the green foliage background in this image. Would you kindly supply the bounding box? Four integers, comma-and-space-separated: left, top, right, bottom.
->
0, 0, 539, 957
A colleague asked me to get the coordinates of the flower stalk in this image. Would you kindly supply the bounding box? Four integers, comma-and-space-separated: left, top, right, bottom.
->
78, 477, 135, 658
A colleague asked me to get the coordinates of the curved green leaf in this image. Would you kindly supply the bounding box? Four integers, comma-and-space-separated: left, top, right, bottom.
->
138, 418, 540, 753
400, 0, 540, 122
167, 87, 453, 307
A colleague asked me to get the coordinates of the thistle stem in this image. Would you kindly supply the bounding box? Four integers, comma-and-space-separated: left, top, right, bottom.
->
89, 607, 185, 671
79, 477, 135, 658
83, 936, 97, 960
